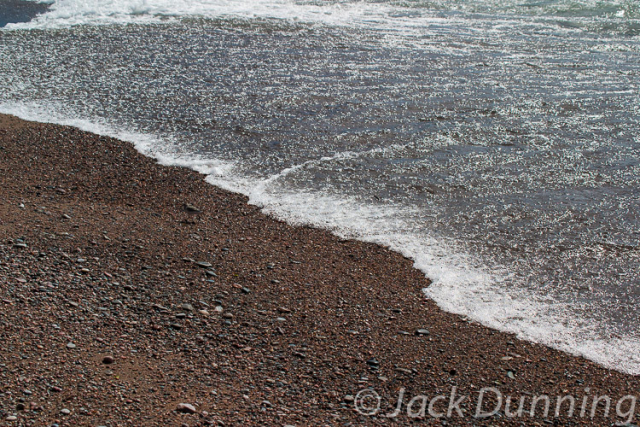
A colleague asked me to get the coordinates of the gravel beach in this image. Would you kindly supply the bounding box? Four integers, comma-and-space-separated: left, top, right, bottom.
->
1, 113, 638, 426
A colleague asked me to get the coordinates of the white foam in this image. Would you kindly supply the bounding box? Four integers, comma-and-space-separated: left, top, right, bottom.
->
5, 0, 450, 31
3, 101, 640, 374
0, 101, 237, 175
210, 167, 640, 374
7, 0, 636, 32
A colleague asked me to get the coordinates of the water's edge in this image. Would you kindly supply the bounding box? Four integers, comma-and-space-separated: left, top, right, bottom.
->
3, 105, 638, 375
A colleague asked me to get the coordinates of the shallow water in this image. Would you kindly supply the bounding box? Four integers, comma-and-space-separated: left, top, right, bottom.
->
1, 0, 640, 372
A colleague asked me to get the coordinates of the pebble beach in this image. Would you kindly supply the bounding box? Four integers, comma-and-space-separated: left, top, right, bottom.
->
1, 113, 639, 426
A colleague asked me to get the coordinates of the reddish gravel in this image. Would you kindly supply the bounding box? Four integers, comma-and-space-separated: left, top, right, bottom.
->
1, 113, 639, 426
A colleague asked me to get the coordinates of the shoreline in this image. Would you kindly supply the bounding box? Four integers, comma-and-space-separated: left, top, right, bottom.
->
1, 113, 639, 426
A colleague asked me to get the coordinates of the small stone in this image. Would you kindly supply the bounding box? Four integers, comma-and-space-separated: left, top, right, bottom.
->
198, 309, 209, 316
222, 313, 233, 319
184, 203, 201, 213
66, 343, 76, 349
176, 403, 197, 414
60, 408, 71, 415
241, 287, 251, 294
415, 329, 430, 336
13, 243, 28, 248
205, 270, 217, 277
181, 303, 194, 312
276, 317, 286, 322
195, 261, 212, 268
102, 356, 115, 365
6, 415, 17, 421
16, 403, 25, 411
366, 358, 379, 366
214, 306, 223, 313
62, 214, 71, 219
343, 395, 355, 403
507, 370, 516, 379
175, 313, 187, 319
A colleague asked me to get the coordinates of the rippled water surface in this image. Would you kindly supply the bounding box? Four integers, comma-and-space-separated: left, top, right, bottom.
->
1, 0, 640, 372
